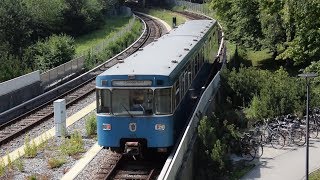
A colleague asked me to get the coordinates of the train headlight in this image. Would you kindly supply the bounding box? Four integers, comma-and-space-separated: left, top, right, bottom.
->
102, 123, 111, 131
155, 124, 165, 131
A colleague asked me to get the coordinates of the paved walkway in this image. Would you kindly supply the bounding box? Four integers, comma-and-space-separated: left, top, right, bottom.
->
242, 139, 320, 180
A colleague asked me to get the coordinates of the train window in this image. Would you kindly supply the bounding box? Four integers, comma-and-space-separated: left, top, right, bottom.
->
194, 58, 198, 74
97, 89, 111, 114
179, 74, 184, 100
112, 89, 153, 116
155, 88, 172, 114
184, 72, 188, 91
174, 81, 180, 107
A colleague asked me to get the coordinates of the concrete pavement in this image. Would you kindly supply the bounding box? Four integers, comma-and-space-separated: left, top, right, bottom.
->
241, 139, 320, 180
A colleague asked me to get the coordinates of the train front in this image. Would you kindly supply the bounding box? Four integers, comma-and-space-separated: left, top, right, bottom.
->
96, 74, 174, 154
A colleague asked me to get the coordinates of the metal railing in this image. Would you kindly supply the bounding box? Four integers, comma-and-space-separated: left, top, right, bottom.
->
40, 15, 137, 88
158, 71, 221, 180
176, 1, 213, 16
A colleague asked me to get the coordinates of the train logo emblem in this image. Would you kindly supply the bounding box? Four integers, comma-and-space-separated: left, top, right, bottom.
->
129, 123, 137, 132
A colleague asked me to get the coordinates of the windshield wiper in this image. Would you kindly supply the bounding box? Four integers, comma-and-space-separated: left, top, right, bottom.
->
121, 104, 133, 118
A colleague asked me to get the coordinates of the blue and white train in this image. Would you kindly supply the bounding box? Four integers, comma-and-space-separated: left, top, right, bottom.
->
96, 19, 221, 153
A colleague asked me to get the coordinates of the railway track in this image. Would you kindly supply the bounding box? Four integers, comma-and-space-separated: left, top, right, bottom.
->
96, 153, 164, 180
0, 13, 164, 147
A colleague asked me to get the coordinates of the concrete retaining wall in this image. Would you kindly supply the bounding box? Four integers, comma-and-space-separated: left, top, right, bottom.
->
0, 71, 40, 96
0, 71, 42, 113
0, 82, 42, 113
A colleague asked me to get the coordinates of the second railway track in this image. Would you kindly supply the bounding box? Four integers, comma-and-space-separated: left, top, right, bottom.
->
0, 13, 164, 147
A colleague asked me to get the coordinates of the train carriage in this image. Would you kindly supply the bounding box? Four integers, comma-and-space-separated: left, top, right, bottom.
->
96, 19, 220, 153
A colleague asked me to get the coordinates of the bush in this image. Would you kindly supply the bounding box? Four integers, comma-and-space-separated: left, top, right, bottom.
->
47, 156, 66, 169
0, 51, 30, 82
34, 34, 75, 71
84, 18, 142, 70
85, 113, 97, 137
60, 131, 85, 156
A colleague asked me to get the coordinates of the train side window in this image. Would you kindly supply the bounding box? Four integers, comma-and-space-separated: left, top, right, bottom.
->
155, 88, 172, 114
97, 89, 111, 114
174, 81, 180, 107
194, 54, 198, 73
188, 72, 192, 86
179, 74, 184, 100
184, 72, 188, 91
191, 56, 195, 78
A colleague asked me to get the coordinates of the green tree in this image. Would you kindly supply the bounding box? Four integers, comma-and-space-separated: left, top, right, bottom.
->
259, 0, 286, 58
0, 0, 33, 56
211, 0, 262, 48
23, 0, 66, 38
33, 34, 75, 71
63, 0, 103, 36
277, 0, 320, 65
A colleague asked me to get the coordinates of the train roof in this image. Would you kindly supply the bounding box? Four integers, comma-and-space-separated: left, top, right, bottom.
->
98, 19, 216, 78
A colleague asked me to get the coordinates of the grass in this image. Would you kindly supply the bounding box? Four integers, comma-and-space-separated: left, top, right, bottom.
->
74, 16, 131, 55
143, 8, 187, 28
60, 131, 85, 156
85, 113, 97, 137
84, 19, 142, 70
24, 135, 38, 158
310, 168, 320, 180
47, 156, 67, 169
0, 158, 4, 177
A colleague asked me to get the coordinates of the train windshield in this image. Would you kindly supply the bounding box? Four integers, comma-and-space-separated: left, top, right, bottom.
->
112, 89, 154, 116
97, 89, 111, 114
154, 88, 172, 114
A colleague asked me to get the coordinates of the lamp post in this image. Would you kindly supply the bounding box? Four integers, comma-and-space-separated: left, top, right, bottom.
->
298, 73, 318, 180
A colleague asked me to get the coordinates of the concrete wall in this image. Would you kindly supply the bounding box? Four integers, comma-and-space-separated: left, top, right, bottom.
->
0, 81, 42, 113
0, 71, 42, 113
0, 71, 40, 96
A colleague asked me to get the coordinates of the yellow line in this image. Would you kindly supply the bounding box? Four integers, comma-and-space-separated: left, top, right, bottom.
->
61, 142, 103, 180
0, 101, 96, 166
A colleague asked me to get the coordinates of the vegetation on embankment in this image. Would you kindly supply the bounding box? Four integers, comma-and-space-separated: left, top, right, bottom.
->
0, 0, 122, 82
83, 17, 142, 70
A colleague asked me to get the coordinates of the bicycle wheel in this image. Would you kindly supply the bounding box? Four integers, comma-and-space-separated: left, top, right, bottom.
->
241, 144, 256, 161
309, 124, 319, 139
293, 130, 306, 146
261, 129, 269, 144
280, 129, 291, 146
255, 143, 263, 158
270, 133, 285, 149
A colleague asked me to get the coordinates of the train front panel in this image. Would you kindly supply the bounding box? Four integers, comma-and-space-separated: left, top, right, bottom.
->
97, 115, 174, 148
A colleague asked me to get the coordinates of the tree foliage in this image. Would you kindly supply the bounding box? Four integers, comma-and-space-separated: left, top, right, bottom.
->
210, 0, 320, 65
23, 0, 66, 37
0, 0, 119, 82
0, 0, 33, 56
63, 0, 104, 35
33, 34, 75, 71
222, 67, 304, 120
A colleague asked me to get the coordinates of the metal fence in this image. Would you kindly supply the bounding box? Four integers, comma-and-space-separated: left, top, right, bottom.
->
40, 15, 136, 88
176, 1, 213, 16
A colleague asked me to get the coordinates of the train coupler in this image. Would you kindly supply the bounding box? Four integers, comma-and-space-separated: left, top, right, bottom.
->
124, 142, 141, 159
